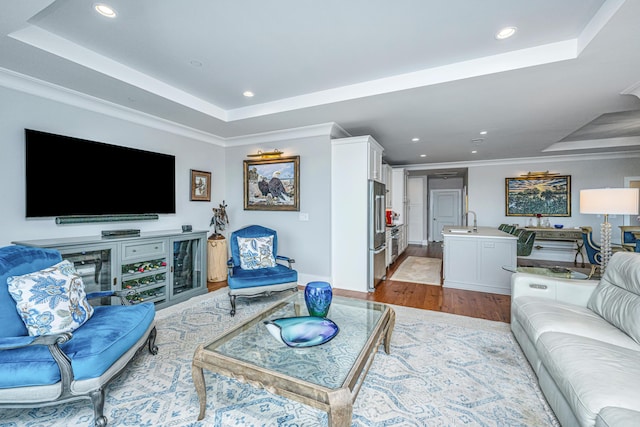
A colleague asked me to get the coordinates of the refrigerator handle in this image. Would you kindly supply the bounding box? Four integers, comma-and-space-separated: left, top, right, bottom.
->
373, 245, 386, 255
375, 194, 385, 233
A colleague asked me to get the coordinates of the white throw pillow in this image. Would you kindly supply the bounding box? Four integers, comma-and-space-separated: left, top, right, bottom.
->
237, 236, 276, 270
7, 260, 94, 336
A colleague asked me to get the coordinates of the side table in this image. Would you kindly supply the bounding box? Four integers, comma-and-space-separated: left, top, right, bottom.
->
207, 237, 227, 282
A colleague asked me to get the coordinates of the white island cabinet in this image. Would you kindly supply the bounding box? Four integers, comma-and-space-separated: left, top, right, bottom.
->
442, 227, 517, 295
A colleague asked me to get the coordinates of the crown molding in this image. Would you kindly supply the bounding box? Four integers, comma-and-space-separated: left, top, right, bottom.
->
0, 66, 352, 146
621, 79, 640, 99
0, 66, 226, 145
223, 122, 349, 146
399, 150, 640, 171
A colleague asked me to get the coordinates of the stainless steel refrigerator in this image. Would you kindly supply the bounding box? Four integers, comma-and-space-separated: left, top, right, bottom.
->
368, 180, 387, 291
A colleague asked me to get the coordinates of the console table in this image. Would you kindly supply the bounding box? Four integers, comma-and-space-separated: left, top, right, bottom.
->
525, 227, 584, 266
13, 230, 207, 309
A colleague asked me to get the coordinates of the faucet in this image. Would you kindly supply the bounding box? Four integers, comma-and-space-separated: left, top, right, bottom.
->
467, 210, 478, 232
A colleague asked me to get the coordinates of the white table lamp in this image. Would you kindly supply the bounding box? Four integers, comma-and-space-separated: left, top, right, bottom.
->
580, 188, 640, 272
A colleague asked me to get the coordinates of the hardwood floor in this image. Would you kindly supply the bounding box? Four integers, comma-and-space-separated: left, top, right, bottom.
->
208, 242, 512, 323
208, 243, 594, 323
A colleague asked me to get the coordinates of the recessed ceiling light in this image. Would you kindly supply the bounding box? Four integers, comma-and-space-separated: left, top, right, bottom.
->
411, 137, 420, 142
94, 3, 117, 18
419, 154, 427, 158
471, 150, 478, 154
480, 130, 488, 135
495, 26, 517, 40
243, 91, 255, 98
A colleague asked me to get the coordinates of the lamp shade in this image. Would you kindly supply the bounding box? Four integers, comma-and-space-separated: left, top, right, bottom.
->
580, 188, 640, 215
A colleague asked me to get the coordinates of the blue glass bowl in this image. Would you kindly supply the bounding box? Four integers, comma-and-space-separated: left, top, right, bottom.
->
554, 224, 564, 229
264, 316, 339, 348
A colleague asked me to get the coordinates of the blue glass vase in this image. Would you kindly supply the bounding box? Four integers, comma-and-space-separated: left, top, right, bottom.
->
304, 281, 332, 317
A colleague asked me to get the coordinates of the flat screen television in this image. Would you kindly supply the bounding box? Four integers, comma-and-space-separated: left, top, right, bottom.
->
25, 129, 176, 218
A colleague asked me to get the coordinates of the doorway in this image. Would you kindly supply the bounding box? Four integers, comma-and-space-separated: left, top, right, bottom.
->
429, 189, 462, 241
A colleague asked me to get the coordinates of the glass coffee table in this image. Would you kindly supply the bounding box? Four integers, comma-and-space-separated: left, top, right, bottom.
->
191, 291, 395, 426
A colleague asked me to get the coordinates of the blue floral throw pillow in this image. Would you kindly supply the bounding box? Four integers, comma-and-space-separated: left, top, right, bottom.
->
7, 260, 94, 336
238, 236, 277, 270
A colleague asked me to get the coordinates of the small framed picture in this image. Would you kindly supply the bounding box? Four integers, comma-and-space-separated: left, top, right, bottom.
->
190, 169, 211, 201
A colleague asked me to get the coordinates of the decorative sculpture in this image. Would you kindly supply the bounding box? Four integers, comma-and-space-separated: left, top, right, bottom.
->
210, 200, 229, 239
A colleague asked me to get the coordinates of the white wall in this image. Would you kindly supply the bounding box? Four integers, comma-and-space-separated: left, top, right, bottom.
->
0, 85, 225, 246
3, 82, 637, 281
467, 154, 640, 246
224, 135, 333, 285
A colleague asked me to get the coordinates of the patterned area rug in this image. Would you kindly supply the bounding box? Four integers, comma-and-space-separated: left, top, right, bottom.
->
390, 256, 442, 285
0, 289, 558, 427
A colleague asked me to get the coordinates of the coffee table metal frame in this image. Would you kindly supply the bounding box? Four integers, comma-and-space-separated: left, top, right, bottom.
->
191, 293, 395, 426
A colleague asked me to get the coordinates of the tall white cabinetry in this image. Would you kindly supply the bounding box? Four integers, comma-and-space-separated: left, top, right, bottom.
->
382, 164, 393, 208
391, 168, 407, 225
331, 135, 384, 292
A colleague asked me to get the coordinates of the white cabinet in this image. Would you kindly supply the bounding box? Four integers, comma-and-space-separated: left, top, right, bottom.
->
391, 168, 407, 224
385, 228, 393, 267
331, 135, 385, 292
368, 141, 384, 182
398, 224, 408, 255
382, 164, 393, 207
442, 227, 516, 295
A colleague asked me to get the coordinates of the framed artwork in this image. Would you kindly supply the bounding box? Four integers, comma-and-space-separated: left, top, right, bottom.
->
190, 169, 211, 201
505, 175, 571, 217
244, 156, 300, 211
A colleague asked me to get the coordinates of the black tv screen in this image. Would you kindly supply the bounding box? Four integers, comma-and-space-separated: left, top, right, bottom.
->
25, 129, 176, 217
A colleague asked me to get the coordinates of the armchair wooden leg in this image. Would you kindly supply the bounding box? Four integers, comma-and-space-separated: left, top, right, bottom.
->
230, 295, 236, 316
148, 326, 158, 355
90, 388, 107, 427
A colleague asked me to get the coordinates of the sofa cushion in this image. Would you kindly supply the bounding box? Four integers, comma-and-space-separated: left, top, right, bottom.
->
513, 295, 639, 350
0, 302, 155, 388
0, 246, 63, 338
596, 407, 640, 427
7, 260, 94, 336
587, 252, 640, 345
237, 236, 276, 270
537, 331, 640, 427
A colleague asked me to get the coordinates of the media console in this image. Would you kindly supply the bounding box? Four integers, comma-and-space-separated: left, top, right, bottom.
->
13, 230, 207, 309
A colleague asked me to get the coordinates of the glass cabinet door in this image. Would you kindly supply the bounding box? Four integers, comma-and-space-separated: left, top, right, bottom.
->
171, 237, 203, 297
60, 245, 114, 304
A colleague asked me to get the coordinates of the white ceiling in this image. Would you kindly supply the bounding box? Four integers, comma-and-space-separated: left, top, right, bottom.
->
2, 0, 640, 165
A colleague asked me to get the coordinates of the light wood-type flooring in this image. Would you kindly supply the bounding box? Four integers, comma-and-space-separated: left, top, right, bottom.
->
207, 242, 591, 323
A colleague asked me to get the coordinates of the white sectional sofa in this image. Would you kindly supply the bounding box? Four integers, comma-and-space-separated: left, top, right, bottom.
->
510, 251, 640, 427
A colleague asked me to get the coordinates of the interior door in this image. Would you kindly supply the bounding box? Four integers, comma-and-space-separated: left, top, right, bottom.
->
430, 189, 461, 241
407, 176, 425, 244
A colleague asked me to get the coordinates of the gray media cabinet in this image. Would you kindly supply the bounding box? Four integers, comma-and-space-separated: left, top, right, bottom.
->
13, 229, 208, 309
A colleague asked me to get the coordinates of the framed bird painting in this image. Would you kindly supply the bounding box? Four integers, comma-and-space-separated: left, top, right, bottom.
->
243, 156, 300, 211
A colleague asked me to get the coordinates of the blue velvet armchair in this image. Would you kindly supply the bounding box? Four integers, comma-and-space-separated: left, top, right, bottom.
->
0, 245, 158, 426
227, 225, 298, 316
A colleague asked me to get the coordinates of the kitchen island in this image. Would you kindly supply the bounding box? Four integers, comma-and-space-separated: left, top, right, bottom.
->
442, 226, 517, 295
